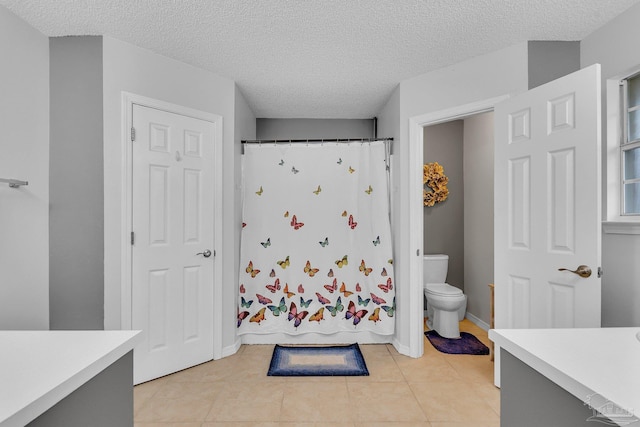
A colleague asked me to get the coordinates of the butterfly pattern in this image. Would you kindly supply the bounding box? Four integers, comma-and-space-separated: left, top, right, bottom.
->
277, 256, 290, 269
288, 302, 308, 328
283, 283, 296, 298
309, 307, 325, 322
300, 296, 312, 308
265, 278, 281, 293
238, 142, 394, 336
267, 297, 288, 316
290, 215, 304, 230
345, 300, 367, 326
348, 214, 358, 229
326, 296, 344, 317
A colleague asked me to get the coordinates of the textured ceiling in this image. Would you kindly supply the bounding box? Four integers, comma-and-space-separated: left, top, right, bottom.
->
2, 0, 639, 118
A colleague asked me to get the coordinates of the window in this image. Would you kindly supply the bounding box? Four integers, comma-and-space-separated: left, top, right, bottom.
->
621, 73, 640, 215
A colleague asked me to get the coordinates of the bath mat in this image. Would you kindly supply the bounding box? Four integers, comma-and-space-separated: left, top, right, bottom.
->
267, 343, 369, 376
425, 330, 490, 355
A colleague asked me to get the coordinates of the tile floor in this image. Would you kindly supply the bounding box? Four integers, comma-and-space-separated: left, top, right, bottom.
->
134, 319, 500, 426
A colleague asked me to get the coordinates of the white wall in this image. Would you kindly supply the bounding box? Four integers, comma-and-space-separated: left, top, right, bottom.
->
231, 86, 256, 353
102, 37, 238, 352
581, 1, 640, 327
377, 43, 528, 353
0, 6, 50, 329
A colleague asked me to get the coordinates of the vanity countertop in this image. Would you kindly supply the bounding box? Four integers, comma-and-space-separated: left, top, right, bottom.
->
0, 330, 140, 427
490, 327, 640, 418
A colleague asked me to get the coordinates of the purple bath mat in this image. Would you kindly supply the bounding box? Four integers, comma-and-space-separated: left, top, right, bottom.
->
425, 330, 490, 355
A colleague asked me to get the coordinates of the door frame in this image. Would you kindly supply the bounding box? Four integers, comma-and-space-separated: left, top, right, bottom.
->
407, 95, 509, 357
120, 92, 224, 360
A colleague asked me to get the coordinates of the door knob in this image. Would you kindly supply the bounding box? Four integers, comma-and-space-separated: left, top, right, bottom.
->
197, 249, 212, 258
558, 265, 591, 278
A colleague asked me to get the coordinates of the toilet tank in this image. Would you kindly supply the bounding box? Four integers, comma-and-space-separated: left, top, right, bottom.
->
423, 254, 449, 283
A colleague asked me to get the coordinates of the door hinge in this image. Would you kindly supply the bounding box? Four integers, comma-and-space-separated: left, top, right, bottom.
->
131, 127, 136, 142
131, 231, 135, 245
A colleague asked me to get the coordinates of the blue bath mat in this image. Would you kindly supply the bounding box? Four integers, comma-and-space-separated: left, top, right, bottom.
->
267, 343, 369, 376
425, 330, 490, 355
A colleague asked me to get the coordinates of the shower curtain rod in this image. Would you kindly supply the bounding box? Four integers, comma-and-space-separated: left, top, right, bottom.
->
241, 137, 393, 144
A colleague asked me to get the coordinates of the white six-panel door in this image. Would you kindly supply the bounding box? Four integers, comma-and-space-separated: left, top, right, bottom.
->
495, 64, 602, 334
131, 104, 215, 384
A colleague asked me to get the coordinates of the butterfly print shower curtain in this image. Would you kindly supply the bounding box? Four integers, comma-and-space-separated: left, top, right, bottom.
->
238, 141, 395, 336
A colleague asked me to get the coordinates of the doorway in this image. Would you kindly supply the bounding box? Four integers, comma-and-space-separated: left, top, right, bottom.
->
423, 112, 495, 329
408, 95, 509, 358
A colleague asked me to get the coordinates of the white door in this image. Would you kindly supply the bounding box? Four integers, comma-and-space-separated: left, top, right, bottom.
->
494, 65, 602, 381
131, 104, 215, 384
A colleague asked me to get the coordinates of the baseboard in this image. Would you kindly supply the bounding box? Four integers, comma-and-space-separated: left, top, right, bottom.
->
220, 338, 242, 358
392, 337, 414, 357
465, 312, 490, 331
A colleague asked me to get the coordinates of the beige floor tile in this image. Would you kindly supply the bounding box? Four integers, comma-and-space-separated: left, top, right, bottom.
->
355, 422, 432, 427
346, 357, 404, 382
430, 422, 499, 427
283, 374, 348, 383
348, 381, 427, 422
445, 355, 494, 383
135, 423, 201, 427
165, 359, 236, 383
134, 377, 170, 415
135, 398, 214, 423
154, 380, 224, 401
218, 355, 275, 382
358, 343, 393, 359
136, 323, 499, 426
201, 423, 282, 427
280, 381, 351, 422
205, 381, 284, 422
239, 344, 276, 358
410, 380, 500, 424
394, 353, 463, 383
469, 380, 500, 415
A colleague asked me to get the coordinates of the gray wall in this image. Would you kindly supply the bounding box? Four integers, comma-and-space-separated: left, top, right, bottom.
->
256, 118, 374, 140
423, 121, 464, 291
528, 41, 580, 89
463, 112, 494, 325
49, 36, 104, 329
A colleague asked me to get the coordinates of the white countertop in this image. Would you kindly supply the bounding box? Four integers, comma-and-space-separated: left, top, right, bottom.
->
0, 330, 141, 427
490, 328, 640, 419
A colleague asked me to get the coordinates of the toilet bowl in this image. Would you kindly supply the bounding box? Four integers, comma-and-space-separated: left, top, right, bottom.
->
425, 283, 467, 338
423, 255, 467, 339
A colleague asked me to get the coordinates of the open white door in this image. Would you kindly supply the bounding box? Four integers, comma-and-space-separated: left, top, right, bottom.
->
494, 64, 602, 384
131, 104, 215, 384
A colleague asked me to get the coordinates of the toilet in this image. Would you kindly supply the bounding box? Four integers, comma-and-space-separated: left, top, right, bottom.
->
423, 254, 467, 339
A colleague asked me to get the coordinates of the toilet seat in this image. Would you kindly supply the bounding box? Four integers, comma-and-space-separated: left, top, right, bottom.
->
425, 283, 462, 297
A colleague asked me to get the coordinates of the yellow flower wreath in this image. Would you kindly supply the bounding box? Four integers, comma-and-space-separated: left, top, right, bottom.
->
423, 162, 449, 207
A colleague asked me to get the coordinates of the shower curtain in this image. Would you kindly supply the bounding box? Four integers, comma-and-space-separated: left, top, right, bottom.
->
237, 141, 395, 336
